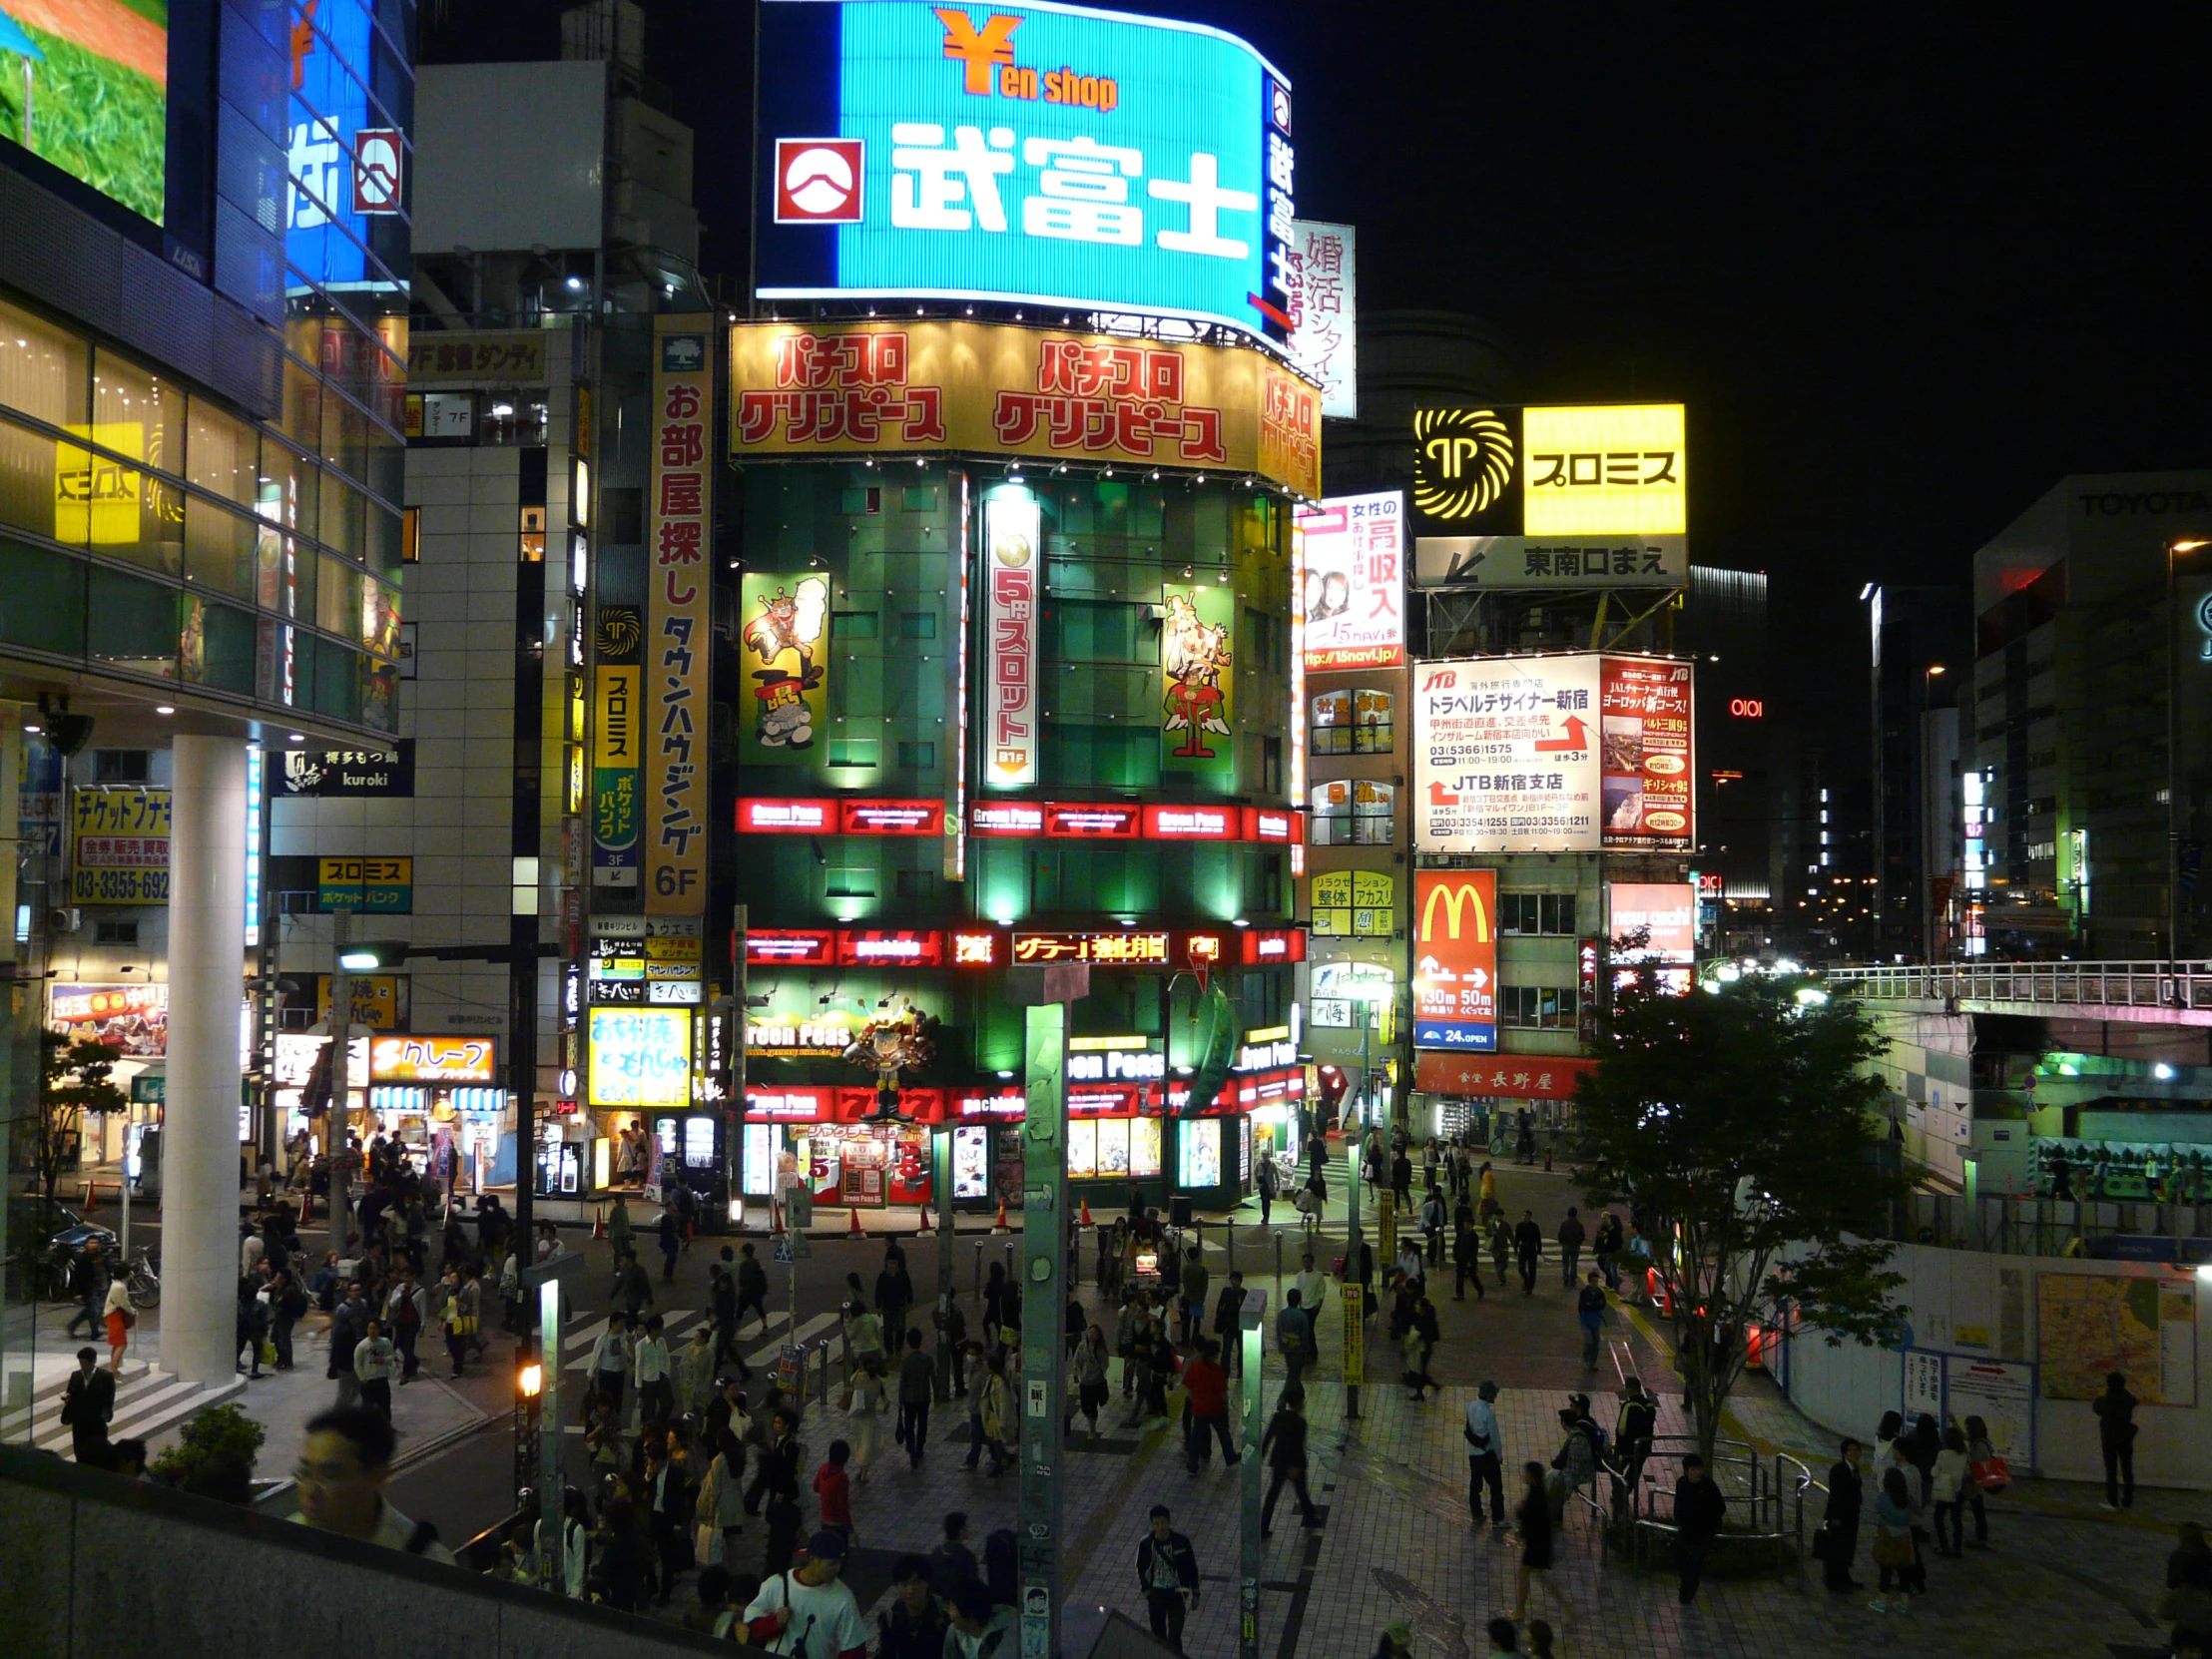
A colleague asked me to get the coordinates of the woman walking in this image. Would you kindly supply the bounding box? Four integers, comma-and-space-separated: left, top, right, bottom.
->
102, 1274, 134, 1374
1511, 1459, 1578, 1623
692, 1426, 747, 1571
845, 1356, 884, 1484
1961, 1414, 1998, 1547
1074, 1324, 1111, 1440
1931, 1425, 1970, 1556
977, 1352, 1012, 1475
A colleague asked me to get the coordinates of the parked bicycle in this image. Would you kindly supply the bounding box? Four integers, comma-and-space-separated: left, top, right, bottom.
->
124, 1246, 160, 1311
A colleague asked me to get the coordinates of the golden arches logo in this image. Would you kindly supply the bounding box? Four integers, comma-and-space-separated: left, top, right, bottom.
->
1411, 409, 1513, 520
1419, 878, 1492, 943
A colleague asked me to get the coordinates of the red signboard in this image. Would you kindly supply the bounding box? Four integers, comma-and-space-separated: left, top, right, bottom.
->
839, 799, 945, 835
971, 803, 1045, 836
738, 798, 833, 832
746, 929, 835, 966
1045, 803, 1141, 838
1240, 928, 1307, 965
952, 1088, 1025, 1118
1598, 658, 1694, 848
1413, 870, 1499, 1051
833, 1087, 946, 1124
1142, 804, 1238, 840
1243, 808, 1299, 843
837, 929, 945, 966
1068, 1083, 1140, 1115
1414, 1053, 1596, 1100
1013, 930, 1172, 966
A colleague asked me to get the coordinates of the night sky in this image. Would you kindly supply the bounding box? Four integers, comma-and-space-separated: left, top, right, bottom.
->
425, 0, 2210, 744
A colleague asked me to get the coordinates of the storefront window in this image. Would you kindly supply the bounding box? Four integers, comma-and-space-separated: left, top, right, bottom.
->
0, 296, 89, 428
1311, 689, 1350, 756
1353, 690, 1393, 752
1178, 1118, 1222, 1188
1310, 780, 1393, 846
1131, 1115, 1163, 1179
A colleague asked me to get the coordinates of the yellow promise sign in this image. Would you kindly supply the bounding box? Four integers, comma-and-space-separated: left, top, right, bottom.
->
1520, 403, 1686, 535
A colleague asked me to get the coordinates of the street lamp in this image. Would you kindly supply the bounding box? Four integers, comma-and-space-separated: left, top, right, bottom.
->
1338, 977, 1394, 1425
1922, 666, 1945, 962
2170, 540, 2210, 986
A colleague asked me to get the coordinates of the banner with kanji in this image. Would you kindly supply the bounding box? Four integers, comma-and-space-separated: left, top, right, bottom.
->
645, 316, 714, 915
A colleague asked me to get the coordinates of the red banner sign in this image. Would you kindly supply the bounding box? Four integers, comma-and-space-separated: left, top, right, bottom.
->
836, 930, 944, 966
1414, 1053, 1595, 1100
1141, 804, 1238, 840
746, 930, 835, 965
1044, 803, 1142, 838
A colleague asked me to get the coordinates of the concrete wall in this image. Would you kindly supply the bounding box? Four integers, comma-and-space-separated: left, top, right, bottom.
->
1779, 1242, 2212, 1489
0, 1446, 728, 1659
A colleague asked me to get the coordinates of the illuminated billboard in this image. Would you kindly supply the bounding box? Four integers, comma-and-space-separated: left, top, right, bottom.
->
588, 1007, 693, 1108
1295, 492, 1402, 670
1607, 881, 1696, 995
754, 0, 1294, 343
729, 319, 1320, 496
1410, 404, 1687, 538
0, 0, 168, 224
287, 0, 407, 292
1281, 221, 1355, 418
1414, 653, 1694, 852
1412, 870, 1497, 1051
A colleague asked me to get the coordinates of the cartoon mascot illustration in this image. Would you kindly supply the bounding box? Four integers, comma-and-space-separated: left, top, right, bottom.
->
1162, 592, 1232, 760
742, 576, 830, 748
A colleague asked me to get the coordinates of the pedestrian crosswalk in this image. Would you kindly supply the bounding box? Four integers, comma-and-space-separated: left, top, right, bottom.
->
557, 1307, 848, 1375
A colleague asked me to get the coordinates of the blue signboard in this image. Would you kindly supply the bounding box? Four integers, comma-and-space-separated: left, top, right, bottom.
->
287, 0, 403, 292
756, 0, 1294, 342
1412, 1019, 1497, 1052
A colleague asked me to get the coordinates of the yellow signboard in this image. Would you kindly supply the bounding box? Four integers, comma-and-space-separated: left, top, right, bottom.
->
1340, 1280, 1365, 1385
55, 422, 153, 545
1311, 868, 1396, 937
314, 974, 405, 1031
71, 786, 170, 904
1520, 403, 1686, 535
729, 319, 1323, 498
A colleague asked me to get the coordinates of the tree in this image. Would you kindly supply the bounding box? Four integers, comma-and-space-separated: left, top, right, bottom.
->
30, 1029, 129, 1211
1567, 974, 1911, 1461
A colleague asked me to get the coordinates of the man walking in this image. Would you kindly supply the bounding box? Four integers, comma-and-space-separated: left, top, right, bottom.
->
1556, 1207, 1586, 1287
1576, 1272, 1608, 1369
1212, 1270, 1249, 1377
1513, 1210, 1543, 1295
2093, 1370, 2138, 1509
353, 1318, 398, 1417
1181, 1340, 1237, 1473
65, 1242, 109, 1340
634, 1314, 675, 1424
1260, 1386, 1320, 1535
1593, 1210, 1624, 1290
1257, 1153, 1279, 1227
1464, 1379, 1506, 1528
1673, 1453, 1727, 1604
1453, 1215, 1484, 1302
709, 1260, 743, 1375
1821, 1438, 1866, 1592
588, 1311, 633, 1418
895, 1327, 934, 1469
1276, 1289, 1314, 1390
736, 1242, 771, 1334
1135, 1505, 1200, 1654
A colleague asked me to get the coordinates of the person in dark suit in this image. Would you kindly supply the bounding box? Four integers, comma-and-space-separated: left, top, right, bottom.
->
61, 1347, 116, 1466
1821, 1438, 1866, 1591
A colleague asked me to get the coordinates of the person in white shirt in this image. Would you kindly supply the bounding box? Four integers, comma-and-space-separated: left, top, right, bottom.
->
741, 1530, 871, 1659
634, 1314, 675, 1423
353, 1319, 399, 1417
587, 1312, 634, 1418
1464, 1379, 1507, 1527
1292, 1254, 1329, 1339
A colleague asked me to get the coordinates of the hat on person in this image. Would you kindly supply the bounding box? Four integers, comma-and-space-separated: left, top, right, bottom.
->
807, 1529, 847, 1561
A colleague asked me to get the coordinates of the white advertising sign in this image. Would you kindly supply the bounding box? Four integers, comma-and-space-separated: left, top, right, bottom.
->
983, 491, 1041, 788
1283, 220, 1356, 419
1412, 534, 1689, 590
1296, 492, 1403, 671
1415, 655, 1600, 851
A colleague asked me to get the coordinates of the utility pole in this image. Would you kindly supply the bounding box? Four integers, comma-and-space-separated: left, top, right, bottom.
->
512, 939, 538, 1302
730, 902, 748, 1228
1236, 1290, 1270, 1659
326, 907, 354, 1257
1009, 960, 1087, 1659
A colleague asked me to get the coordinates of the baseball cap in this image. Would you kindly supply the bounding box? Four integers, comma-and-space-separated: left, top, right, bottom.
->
807, 1529, 847, 1561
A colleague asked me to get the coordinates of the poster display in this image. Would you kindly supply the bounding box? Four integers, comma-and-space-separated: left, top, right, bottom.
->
754, 0, 1293, 344
1599, 657, 1695, 848
1295, 492, 1402, 670
952, 1123, 991, 1200
1161, 582, 1236, 783
1282, 221, 1357, 418
1413, 870, 1497, 1051
49, 983, 166, 1056
2037, 1273, 2197, 1405
1414, 653, 1695, 852
71, 786, 169, 904
983, 490, 1040, 788
1178, 1117, 1222, 1188
1130, 1116, 1163, 1179
587, 1007, 693, 1108
729, 320, 1322, 498
739, 573, 831, 760
646, 316, 715, 915
1608, 881, 1697, 994
743, 1122, 779, 1196
1943, 1357, 2036, 1463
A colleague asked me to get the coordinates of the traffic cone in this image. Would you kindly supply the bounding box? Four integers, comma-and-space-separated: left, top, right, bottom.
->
1079, 1195, 1094, 1228
592, 1204, 606, 1241
771, 1197, 784, 1235
847, 1204, 863, 1238
993, 1196, 1010, 1232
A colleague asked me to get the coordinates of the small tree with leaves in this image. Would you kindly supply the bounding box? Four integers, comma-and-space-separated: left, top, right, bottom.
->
30, 1029, 129, 1211
1568, 973, 1912, 1461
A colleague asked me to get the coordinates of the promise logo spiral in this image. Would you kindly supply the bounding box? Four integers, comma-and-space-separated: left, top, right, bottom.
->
1412, 409, 1514, 520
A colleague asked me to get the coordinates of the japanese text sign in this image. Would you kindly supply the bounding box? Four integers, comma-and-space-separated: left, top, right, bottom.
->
647, 318, 714, 915
755, 0, 1292, 343
983, 489, 1040, 788
1410, 403, 1687, 539
728, 319, 1321, 497
1413, 871, 1497, 1052
1280, 221, 1356, 418
72, 787, 170, 905
588, 1007, 693, 1108
1295, 491, 1403, 669
370, 1036, 497, 1085
1413, 1052, 1594, 1100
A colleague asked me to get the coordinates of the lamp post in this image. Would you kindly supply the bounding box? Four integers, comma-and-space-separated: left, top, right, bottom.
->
2169, 540, 2209, 988
1339, 978, 1393, 1425
1922, 665, 1944, 963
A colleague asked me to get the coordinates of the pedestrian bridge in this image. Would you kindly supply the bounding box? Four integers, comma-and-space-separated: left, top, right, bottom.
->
1826, 958, 2212, 1026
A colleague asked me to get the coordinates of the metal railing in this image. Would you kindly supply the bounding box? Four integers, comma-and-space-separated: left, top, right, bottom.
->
1614, 1435, 1810, 1578
1827, 959, 2212, 1011
1896, 1189, 2212, 1256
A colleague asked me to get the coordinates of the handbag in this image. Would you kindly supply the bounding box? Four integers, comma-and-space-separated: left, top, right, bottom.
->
1809, 1522, 1832, 1563
1969, 1454, 2010, 1493
1870, 1529, 1913, 1569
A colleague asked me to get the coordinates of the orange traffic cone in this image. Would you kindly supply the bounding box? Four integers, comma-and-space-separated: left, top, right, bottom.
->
1079, 1196, 1094, 1228
771, 1197, 784, 1235
993, 1197, 1010, 1233
847, 1204, 863, 1237
592, 1204, 606, 1240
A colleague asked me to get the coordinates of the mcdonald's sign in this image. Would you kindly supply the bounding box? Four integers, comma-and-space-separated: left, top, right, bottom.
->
1413, 869, 1498, 1051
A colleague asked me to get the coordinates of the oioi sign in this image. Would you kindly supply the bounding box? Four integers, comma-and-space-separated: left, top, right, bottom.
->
755, 0, 1295, 343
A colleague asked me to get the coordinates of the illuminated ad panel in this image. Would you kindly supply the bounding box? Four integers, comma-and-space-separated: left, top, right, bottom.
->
1413, 653, 1694, 853
1412, 870, 1497, 1051
755, 0, 1293, 342
288, 0, 406, 290
1295, 491, 1403, 670
982, 488, 1040, 788
729, 319, 1320, 496
0, 0, 169, 223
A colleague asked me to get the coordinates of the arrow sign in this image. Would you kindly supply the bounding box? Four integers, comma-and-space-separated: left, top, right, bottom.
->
1533, 714, 1590, 753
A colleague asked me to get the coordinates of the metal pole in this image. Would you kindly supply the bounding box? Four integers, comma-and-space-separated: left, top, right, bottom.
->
2170, 543, 2183, 982
1014, 981, 1078, 1659
1237, 1294, 1269, 1659
538, 1276, 563, 1590
327, 907, 354, 1259
1343, 1003, 1367, 1424
935, 1125, 956, 1395
513, 946, 536, 1301
731, 904, 748, 1228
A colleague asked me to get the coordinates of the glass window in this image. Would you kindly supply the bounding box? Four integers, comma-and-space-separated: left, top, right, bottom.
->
1311, 689, 1351, 756
280, 355, 325, 458
317, 553, 361, 640
1309, 781, 1391, 846
258, 619, 296, 706
1353, 691, 1394, 754
258, 524, 301, 616
0, 534, 85, 654
92, 348, 185, 482
181, 597, 258, 695
312, 637, 359, 722
319, 473, 365, 562
259, 444, 316, 536
360, 573, 400, 658
1498, 893, 1579, 936
1352, 782, 1393, 845
0, 297, 89, 427
86, 565, 179, 680
364, 500, 403, 574
186, 497, 259, 600
61, 444, 180, 576
0, 416, 63, 545
187, 399, 258, 508
1500, 985, 1572, 1029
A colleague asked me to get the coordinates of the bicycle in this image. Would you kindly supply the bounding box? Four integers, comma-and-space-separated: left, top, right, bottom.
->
124, 1246, 161, 1310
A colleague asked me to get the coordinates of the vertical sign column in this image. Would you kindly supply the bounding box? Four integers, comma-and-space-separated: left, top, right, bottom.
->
984, 489, 1039, 790
647, 316, 713, 916
1018, 996, 1071, 1659
593, 603, 643, 888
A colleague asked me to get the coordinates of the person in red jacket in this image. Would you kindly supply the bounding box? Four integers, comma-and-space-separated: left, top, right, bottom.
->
1181, 1339, 1239, 1474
